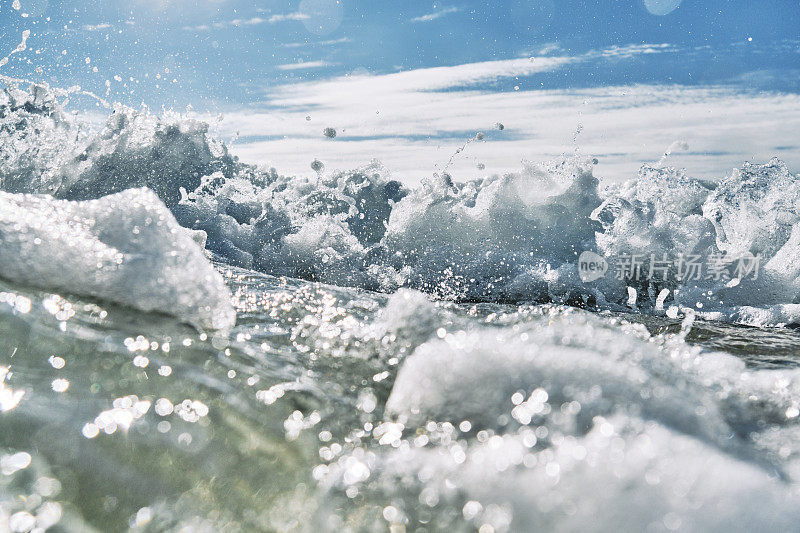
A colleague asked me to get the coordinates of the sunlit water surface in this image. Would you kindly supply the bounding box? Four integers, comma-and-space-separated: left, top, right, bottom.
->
2, 263, 800, 531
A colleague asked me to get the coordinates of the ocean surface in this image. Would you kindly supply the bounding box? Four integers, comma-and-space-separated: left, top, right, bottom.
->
3, 80, 800, 531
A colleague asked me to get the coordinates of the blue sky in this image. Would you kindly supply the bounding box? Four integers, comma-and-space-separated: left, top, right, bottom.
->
1, 0, 799, 183
2, 0, 798, 107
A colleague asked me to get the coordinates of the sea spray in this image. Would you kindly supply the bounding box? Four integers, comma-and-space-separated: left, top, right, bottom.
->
2, 82, 800, 325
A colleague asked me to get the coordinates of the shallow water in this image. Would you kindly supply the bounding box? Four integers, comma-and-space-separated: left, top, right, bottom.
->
0, 264, 435, 530
630, 313, 800, 369
3, 263, 800, 531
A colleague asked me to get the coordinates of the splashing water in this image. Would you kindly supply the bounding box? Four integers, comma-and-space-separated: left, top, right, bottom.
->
1, 81, 800, 531
0, 30, 30, 69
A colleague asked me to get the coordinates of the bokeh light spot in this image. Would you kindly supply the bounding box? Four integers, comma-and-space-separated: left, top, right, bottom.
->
299, 0, 344, 36
644, 0, 682, 16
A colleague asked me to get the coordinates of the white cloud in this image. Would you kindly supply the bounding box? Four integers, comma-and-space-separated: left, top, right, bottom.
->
210, 46, 800, 187
266, 55, 576, 108
281, 37, 352, 49
410, 6, 460, 23
600, 43, 679, 58
183, 12, 308, 31
82, 23, 112, 32
520, 42, 562, 56
266, 12, 309, 23
276, 60, 337, 71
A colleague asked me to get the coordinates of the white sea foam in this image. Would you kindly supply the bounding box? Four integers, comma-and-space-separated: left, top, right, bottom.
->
317, 308, 800, 530
333, 414, 800, 531
0, 188, 235, 330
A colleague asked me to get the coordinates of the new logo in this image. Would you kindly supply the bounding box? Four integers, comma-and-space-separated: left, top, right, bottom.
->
578, 251, 608, 282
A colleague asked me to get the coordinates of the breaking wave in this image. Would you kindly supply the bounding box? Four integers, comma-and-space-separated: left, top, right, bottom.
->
2, 80, 799, 326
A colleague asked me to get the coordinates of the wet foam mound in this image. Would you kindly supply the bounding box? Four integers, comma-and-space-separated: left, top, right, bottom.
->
594, 159, 800, 324
319, 309, 800, 530
385, 310, 800, 447
54, 105, 234, 208
382, 159, 601, 300
171, 156, 602, 303
173, 162, 406, 289
327, 415, 800, 532
0, 188, 235, 330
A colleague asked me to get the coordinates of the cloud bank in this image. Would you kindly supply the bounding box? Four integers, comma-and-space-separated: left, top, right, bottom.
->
214, 45, 800, 186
